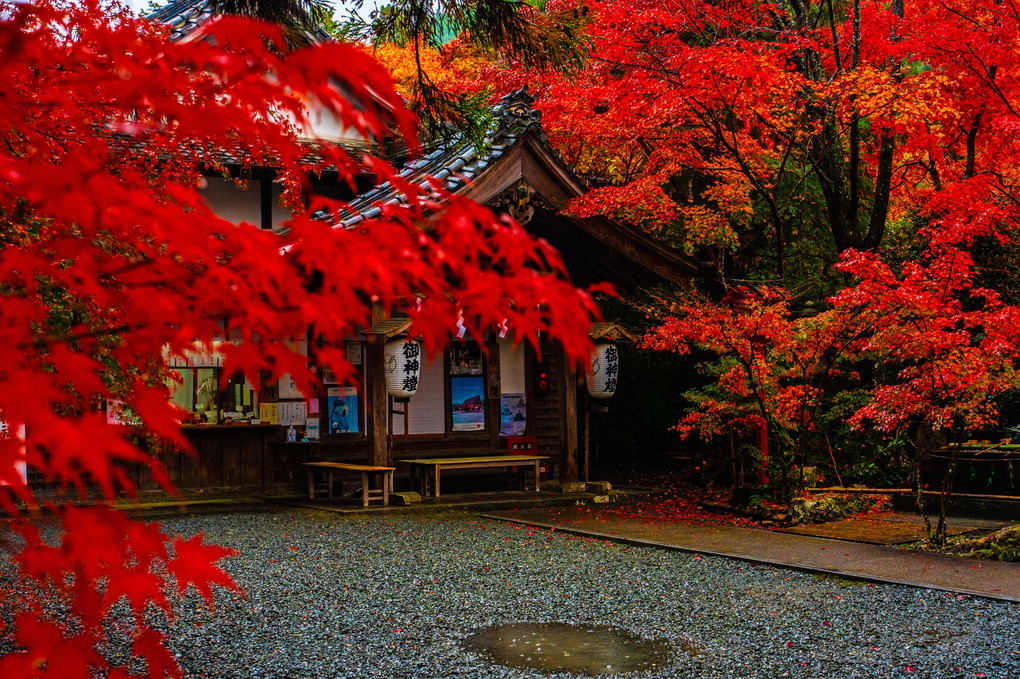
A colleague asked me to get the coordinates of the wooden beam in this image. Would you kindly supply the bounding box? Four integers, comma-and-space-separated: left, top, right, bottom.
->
486, 337, 501, 451
366, 337, 389, 467
260, 179, 272, 231
807, 487, 911, 494
562, 356, 579, 482
583, 408, 590, 483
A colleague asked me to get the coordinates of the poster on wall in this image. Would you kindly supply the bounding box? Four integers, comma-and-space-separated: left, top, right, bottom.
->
499, 393, 526, 436
451, 376, 485, 431
450, 344, 483, 375
259, 402, 279, 425
278, 400, 308, 426
327, 386, 359, 434
278, 373, 304, 399
346, 341, 363, 366
305, 418, 320, 440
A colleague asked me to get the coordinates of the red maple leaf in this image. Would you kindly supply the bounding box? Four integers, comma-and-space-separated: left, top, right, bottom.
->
167, 534, 240, 604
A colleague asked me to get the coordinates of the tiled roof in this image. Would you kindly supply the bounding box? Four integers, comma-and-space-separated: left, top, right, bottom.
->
145, 0, 333, 44
331, 87, 576, 227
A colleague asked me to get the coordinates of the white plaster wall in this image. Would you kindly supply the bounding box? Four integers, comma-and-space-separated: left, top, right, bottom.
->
499, 337, 526, 394
200, 177, 293, 229
405, 355, 446, 435
299, 102, 370, 143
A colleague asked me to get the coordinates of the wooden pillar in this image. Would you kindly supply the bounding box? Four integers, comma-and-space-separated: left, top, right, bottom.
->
562, 355, 579, 482
366, 337, 389, 467
583, 408, 590, 483
486, 337, 501, 451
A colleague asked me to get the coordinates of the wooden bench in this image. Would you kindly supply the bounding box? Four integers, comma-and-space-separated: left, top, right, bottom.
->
397, 455, 549, 498
302, 462, 395, 507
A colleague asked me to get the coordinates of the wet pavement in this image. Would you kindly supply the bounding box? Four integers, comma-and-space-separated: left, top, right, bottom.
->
482, 505, 1020, 602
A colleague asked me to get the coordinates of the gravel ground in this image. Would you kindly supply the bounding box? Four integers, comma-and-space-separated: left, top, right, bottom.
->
6, 507, 1020, 678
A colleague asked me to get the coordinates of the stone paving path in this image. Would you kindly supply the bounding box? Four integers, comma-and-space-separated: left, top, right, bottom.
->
482, 505, 1020, 602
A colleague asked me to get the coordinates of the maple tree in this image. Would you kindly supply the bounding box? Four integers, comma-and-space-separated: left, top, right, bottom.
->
831, 246, 1020, 543
825, 0, 1020, 540
0, 0, 599, 675
360, 36, 494, 143
643, 242, 1020, 527
642, 287, 879, 501
452, 0, 932, 289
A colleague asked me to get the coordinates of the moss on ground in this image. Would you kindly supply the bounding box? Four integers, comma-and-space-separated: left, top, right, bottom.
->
790, 493, 892, 525
950, 525, 1020, 561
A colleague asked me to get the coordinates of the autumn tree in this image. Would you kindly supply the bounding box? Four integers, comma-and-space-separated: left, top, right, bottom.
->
643, 287, 880, 501
458, 0, 930, 291
832, 248, 1020, 543
338, 0, 585, 144
0, 1, 598, 675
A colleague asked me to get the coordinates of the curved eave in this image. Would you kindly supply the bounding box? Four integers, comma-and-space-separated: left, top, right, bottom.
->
462, 134, 697, 286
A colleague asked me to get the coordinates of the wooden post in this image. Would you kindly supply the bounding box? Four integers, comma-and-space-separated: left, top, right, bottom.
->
366, 337, 389, 467
584, 407, 590, 483
486, 337, 501, 451
563, 357, 579, 482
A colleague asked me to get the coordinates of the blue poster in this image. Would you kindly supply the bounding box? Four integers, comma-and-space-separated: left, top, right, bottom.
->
451, 376, 485, 431
327, 386, 359, 434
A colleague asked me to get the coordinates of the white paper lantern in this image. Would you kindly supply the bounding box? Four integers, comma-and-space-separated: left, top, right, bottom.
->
585, 342, 619, 398
384, 338, 422, 401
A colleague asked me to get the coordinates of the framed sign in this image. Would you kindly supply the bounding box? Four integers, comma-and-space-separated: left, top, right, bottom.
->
346, 341, 363, 366
500, 393, 526, 436
451, 376, 485, 431
451, 344, 482, 376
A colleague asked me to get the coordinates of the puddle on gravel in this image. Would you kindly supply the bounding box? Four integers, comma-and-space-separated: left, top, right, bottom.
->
462, 622, 674, 676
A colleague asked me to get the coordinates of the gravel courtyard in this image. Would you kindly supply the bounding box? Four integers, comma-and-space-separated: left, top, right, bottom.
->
125, 508, 1019, 679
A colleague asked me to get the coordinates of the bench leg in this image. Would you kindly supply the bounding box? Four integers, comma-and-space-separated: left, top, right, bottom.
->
361, 471, 370, 507
327, 471, 334, 499
533, 459, 540, 491
433, 465, 441, 498
383, 471, 390, 506
307, 468, 315, 499
410, 465, 423, 496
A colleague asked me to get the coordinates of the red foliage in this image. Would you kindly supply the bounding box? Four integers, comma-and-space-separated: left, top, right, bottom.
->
606, 487, 761, 528
833, 246, 1020, 435
512, 0, 1020, 477
0, 1, 598, 675
643, 288, 863, 443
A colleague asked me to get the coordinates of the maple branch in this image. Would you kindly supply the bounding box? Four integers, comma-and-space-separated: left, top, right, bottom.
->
939, 249, 960, 305
27, 322, 138, 352
961, 44, 1020, 120
935, 1, 985, 28
916, 159, 944, 191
